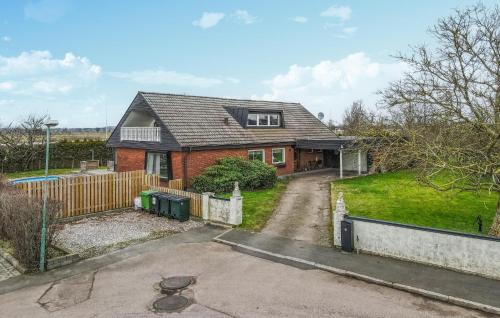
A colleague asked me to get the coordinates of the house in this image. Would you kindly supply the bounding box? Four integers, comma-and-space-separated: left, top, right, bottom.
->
107, 92, 367, 186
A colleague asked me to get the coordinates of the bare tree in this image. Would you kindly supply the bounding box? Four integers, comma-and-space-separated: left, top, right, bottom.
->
0, 115, 46, 171
379, 3, 500, 235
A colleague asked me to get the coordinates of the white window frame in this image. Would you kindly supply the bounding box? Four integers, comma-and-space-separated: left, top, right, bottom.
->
247, 113, 280, 127
248, 149, 265, 162
272, 148, 286, 164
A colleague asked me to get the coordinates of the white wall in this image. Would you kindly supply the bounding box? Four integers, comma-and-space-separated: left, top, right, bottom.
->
202, 185, 242, 226
349, 217, 500, 279
342, 150, 367, 172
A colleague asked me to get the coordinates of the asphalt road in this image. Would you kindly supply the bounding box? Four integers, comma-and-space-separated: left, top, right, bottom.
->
0, 233, 488, 318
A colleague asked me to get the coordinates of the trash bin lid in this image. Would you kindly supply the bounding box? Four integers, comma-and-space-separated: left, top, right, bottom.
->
157, 193, 175, 199
141, 190, 158, 195
168, 195, 189, 202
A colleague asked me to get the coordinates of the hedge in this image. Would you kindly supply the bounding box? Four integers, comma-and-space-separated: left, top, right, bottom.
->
0, 140, 112, 173
191, 157, 277, 193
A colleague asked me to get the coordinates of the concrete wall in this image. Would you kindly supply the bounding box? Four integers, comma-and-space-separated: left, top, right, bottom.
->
342, 150, 367, 172
202, 183, 242, 225
349, 216, 500, 279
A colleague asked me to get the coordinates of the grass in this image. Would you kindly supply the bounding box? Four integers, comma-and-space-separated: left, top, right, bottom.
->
332, 170, 497, 234
220, 178, 290, 232
4, 166, 107, 179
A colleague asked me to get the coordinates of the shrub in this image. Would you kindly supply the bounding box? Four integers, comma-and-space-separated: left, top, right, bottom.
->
0, 176, 60, 270
191, 157, 277, 193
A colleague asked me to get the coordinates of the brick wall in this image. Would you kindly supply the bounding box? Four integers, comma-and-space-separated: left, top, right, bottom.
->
115, 148, 146, 172
172, 145, 295, 181
116, 145, 295, 182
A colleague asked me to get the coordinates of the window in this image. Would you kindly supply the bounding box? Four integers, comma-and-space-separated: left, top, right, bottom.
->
247, 114, 257, 126
146, 152, 169, 179
248, 149, 265, 162
259, 114, 269, 126
272, 148, 285, 164
247, 113, 280, 127
269, 114, 279, 126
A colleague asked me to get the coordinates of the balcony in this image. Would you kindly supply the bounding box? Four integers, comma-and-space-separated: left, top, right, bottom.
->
120, 127, 161, 142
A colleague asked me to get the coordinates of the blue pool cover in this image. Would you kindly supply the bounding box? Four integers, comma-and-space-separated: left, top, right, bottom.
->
10, 176, 61, 184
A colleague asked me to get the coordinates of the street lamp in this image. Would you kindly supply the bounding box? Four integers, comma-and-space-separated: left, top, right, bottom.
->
39, 119, 58, 272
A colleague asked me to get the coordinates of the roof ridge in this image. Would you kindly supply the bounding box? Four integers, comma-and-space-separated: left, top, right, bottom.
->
138, 91, 302, 105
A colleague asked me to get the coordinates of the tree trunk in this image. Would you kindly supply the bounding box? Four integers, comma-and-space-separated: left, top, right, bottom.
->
488, 195, 500, 237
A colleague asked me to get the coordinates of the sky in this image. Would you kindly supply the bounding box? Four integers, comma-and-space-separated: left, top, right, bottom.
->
0, 0, 495, 128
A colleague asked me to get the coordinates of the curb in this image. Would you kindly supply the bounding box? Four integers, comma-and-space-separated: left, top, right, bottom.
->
0, 248, 26, 274
213, 236, 500, 316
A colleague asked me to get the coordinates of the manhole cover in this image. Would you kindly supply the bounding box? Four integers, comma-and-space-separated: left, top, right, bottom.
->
160, 276, 193, 292
153, 295, 190, 312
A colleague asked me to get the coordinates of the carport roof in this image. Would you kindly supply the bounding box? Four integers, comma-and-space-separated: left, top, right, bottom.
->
296, 137, 358, 150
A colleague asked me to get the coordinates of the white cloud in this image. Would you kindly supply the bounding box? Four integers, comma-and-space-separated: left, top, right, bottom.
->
0, 50, 101, 95
342, 26, 357, 35
226, 77, 240, 84
321, 5, 352, 21
292, 16, 308, 24
0, 81, 14, 91
2, 36, 11, 42
110, 70, 227, 88
333, 26, 358, 38
192, 12, 225, 29
254, 52, 407, 122
24, 0, 70, 23
233, 10, 257, 24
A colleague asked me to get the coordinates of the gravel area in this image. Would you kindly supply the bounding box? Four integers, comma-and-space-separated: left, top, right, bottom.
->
54, 210, 203, 256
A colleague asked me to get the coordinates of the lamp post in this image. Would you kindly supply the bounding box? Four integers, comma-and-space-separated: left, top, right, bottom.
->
39, 119, 58, 272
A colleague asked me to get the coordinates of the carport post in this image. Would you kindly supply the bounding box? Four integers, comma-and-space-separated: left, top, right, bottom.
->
339, 145, 343, 179
358, 149, 362, 176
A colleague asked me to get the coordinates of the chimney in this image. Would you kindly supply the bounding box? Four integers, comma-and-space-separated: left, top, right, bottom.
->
224, 117, 229, 125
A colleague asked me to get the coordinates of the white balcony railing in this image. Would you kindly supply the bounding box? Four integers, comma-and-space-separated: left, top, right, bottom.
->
120, 127, 161, 142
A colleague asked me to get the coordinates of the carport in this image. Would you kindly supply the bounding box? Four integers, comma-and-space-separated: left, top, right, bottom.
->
295, 137, 368, 178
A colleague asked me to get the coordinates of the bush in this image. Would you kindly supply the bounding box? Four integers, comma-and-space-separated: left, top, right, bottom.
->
191, 157, 277, 193
0, 176, 60, 270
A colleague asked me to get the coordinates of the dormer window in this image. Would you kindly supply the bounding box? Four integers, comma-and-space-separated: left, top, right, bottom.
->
247, 113, 281, 127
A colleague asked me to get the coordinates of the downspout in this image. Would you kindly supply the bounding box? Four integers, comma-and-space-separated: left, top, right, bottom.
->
182, 147, 192, 190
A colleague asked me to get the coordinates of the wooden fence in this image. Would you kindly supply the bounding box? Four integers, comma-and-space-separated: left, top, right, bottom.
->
14, 171, 194, 218
149, 186, 203, 218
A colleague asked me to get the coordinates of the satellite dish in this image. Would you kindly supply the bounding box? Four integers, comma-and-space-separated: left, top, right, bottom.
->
318, 112, 325, 120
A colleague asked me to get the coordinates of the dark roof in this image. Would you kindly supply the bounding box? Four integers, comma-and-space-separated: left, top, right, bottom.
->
139, 92, 338, 148
296, 137, 356, 150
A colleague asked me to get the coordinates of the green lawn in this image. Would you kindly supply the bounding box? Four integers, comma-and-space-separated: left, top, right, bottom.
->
332, 170, 497, 234
4, 167, 107, 179
221, 178, 289, 232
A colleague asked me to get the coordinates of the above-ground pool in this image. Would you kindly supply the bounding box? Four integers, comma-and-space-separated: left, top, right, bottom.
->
10, 176, 61, 184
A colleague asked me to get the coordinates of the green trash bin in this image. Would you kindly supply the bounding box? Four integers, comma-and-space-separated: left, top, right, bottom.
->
151, 192, 162, 215
157, 193, 173, 218
169, 195, 190, 222
140, 190, 158, 212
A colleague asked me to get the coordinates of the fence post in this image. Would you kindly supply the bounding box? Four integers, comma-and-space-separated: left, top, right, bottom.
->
333, 192, 347, 248
229, 182, 243, 225
202, 192, 214, 220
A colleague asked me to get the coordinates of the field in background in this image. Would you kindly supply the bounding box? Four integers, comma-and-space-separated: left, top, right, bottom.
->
332, 170, 497, 234
52, 131, 110, 141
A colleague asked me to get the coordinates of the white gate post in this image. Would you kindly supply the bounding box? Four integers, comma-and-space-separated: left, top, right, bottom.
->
333, 192, 347, 247
202, 192, 213, 221
358, 149, 362, 176
229, 182, 243, 225
339, 145, 344, 179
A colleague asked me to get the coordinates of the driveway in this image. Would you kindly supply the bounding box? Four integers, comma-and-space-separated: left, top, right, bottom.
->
0, 227, 487, 318
262, 169, 341, 246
